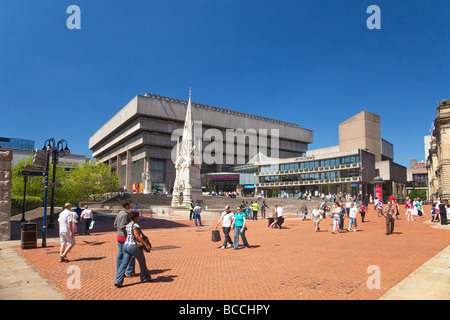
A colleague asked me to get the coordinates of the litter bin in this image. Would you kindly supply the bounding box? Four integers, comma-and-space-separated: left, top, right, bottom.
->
21, 222, 37, 249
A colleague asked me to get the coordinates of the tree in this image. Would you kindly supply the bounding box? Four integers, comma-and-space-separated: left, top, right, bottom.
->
60, 160, 119, 204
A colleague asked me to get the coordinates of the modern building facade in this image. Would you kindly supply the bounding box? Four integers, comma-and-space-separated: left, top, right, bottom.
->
427, 99, 450, 199
407, 159, 428, 200
255, 111, 407, 202
89, 93, 313, 193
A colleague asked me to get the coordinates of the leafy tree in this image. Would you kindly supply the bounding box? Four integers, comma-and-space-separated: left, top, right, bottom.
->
60, 160, 119, 204
11, 157, 119, 206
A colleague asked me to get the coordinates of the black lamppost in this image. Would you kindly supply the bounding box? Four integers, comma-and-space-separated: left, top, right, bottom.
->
43, 138, 70, 229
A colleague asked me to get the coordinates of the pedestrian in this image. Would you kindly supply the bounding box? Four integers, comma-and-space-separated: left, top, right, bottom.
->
71, 210, 78, 235
193, 202, 203, 226
359, 203, 366, 222
113, 202, 136, 278
214, 205, 234, 249
114, 211, 152, 287
332, 204, 341, 234
299, 202, 308, 221
276, 204, 285, 228
416, 200, 423, 218
439, 199, 448, 225
348, 203, 358, 232
319, 200, 328, 219
405, 199, 414, 221
393, 199, 399, 220
189, 201, 195, 220
252, 201, 259, 220
345, 199, 351, 217
80, 205, 94, 235
269, 204, 278, 228
231, 206, 249, 250
339, 201, 346, 230
311, 205, 323, 232
260, 200, 269, 219
58, 203, 76, 262
384, 201, 396, 235
376, 200, 383, 217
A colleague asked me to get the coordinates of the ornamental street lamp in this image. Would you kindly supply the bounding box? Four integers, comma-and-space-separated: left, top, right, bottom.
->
43, 138, 70, 229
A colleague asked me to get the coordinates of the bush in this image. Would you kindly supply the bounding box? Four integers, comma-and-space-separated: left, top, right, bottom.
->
11, 196, 42, 210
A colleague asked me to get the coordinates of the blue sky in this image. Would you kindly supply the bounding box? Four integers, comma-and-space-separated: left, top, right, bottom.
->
1, 0, 449, 168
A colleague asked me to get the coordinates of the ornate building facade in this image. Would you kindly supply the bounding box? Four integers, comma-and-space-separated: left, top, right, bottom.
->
427, 100, 450, 199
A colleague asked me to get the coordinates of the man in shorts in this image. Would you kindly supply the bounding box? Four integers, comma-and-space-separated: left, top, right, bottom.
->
58, 203, 76, 262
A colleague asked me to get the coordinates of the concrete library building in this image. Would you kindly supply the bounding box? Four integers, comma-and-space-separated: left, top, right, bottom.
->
89, 93, 313, 194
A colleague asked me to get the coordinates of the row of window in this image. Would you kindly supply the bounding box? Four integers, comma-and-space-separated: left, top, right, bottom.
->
261, 170, 360, 182
262, 156, 360, 173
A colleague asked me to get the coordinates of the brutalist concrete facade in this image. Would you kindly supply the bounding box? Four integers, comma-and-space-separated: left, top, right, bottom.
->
89, 93, 313, 193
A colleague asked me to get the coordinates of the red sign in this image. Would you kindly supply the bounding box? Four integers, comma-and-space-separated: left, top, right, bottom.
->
375, 184, 382, 201
211, 175, 239, 180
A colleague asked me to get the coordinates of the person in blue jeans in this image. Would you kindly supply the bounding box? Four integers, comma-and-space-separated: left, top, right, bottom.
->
114, 211, 151, 288
114, 202, 136, 277
231, 206, 249, 250
193, 203, 203, 226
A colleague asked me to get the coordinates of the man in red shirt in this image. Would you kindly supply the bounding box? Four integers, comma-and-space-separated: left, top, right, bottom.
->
114, 202, 137, 277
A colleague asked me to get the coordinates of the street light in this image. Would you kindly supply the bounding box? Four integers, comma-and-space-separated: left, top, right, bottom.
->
43, 138, 70, 229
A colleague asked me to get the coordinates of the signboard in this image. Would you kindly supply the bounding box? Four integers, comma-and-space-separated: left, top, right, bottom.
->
33, 150, 48, 167
48, 182, 62, 188
210, 175, 239, 180
25, 165, 47, 172
21, 170, 46, 177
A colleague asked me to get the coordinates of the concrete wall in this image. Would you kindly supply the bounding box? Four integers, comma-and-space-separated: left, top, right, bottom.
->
0, 150, 12, 241
339, 110, 382, 161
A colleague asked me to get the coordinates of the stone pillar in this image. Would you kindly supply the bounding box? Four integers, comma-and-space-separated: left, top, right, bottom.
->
126, 150, 132, 193
0, 150, 12, 241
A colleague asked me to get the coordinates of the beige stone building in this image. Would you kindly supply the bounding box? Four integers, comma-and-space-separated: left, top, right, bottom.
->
427, 100, 450, 199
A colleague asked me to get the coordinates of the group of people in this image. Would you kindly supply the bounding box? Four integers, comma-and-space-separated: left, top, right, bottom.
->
214, 205, 250, 250
431, 198, 449, 225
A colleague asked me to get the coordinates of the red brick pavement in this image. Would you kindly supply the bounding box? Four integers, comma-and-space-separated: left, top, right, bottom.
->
15, 206, 450, 300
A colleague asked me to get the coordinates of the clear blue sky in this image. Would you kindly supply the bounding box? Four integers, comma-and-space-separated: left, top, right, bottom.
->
1, 0, 449, 168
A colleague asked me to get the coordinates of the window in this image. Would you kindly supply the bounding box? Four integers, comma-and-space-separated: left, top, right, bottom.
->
260, 165, 278, 173
280, 163, 299, 171
150, 159, 166, 183
320, 158, 340, 167
341, 156, 359, 164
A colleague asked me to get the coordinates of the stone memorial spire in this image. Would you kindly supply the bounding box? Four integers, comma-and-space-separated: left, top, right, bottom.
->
171, 89, 202, 207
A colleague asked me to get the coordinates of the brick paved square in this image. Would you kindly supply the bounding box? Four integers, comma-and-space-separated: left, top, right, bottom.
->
14, 206, 450, 301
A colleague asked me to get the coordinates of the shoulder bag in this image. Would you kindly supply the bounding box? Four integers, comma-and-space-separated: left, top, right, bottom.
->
131, 222, 152, 252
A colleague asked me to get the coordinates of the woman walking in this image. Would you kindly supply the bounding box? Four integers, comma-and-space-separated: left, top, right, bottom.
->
114, 211, 151, 287
405, 199, 414, 221
311, 205, 323, 232
332, 203, 341, 234
231, 206, 249, 249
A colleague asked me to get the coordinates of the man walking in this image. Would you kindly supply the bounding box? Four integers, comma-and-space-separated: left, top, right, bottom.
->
58, 203, 76, 262
214, 205, 234, 249
384, 201, 396, 235
80, 205, 94, 235
193, 202, 203, 226
114, 202, 136, 277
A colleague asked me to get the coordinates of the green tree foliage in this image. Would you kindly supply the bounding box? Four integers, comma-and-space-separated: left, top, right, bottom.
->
11, 158, 119, 206
60, 160, 119, 204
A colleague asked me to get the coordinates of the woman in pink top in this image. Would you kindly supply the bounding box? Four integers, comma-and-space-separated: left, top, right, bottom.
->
405, 199, 414, 221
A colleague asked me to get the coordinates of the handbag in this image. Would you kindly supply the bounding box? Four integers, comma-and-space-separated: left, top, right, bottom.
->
132, 222, 152, 252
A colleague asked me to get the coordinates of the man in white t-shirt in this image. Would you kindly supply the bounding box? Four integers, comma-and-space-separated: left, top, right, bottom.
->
80, 205, 94, 235
276, 204, 285, 229
58, 203, 76, 262
215, 205, 235, 249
